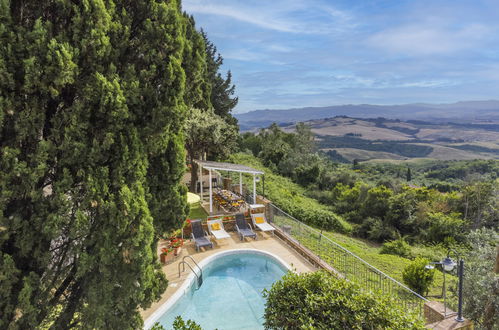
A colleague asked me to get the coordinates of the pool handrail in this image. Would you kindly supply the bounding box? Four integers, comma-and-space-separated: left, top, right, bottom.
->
182, 256, 203, 280
178, 260, 203, 289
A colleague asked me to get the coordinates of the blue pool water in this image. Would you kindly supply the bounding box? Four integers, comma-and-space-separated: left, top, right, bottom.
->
155, 252, 288, 329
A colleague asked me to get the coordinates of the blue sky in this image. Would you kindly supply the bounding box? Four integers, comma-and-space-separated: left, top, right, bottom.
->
183, 0, 499, 113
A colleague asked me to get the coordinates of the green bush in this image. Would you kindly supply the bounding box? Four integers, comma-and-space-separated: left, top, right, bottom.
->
150, 317, 202, 330
264, 271, 425, 329
425, 212, 465, 243
402, 257, 435, 296
380, 238, 412, 258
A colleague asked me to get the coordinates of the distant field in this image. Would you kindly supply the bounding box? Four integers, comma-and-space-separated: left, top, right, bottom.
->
323, 148, 407, 161
416, 143, 497, 160
308, 118, 413, 141
292, 117, 499, 162
416, 127, 499, 142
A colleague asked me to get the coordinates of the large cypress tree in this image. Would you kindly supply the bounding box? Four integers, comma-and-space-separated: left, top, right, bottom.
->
201, 30, 238, 126
182, 14, 211, 111
0, 0, 188, 328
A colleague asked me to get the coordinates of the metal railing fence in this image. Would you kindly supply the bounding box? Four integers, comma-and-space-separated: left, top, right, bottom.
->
264, 202, 429, 317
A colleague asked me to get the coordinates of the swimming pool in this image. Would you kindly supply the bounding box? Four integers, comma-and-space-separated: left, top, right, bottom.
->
145, 250, 290, 329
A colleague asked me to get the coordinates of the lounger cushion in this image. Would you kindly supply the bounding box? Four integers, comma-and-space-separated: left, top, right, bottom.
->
255, 216, 265, 224
211, 223, 221, 231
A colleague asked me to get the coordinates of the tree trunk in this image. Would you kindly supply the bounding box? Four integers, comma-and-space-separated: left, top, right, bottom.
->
189, 150, 199, 193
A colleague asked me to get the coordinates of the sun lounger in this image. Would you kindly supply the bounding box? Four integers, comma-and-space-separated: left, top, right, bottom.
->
250, 212, 275, 234
235, 213, 257, 241
190, 219, 214, 251
207, 217, 231, 240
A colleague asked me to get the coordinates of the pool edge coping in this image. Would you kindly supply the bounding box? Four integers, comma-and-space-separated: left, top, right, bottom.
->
143, 248, 292, 329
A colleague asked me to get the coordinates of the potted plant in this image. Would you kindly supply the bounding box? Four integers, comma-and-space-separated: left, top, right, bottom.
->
170, 237, 184, 256
160, 247, 174, 264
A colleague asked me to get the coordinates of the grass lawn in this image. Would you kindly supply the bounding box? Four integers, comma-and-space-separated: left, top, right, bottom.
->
188, 202, 208, 220
323, 231, 454, 298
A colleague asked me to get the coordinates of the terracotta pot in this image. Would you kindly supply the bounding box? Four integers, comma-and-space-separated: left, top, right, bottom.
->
160, 252, 174, 264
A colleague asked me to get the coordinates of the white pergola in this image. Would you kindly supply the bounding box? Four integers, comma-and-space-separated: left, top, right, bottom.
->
196, 160, 264, 213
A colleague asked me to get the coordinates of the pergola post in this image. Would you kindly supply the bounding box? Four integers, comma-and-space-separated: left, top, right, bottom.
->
253, 173, 256, 204
239, 172, 243, 195
209, 169, 213, 213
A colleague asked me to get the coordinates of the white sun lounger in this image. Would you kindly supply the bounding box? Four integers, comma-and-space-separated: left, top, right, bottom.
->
250, 212, 275, 234
207, 218, 231, 240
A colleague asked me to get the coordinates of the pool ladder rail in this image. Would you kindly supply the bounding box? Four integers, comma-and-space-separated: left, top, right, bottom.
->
178, 256, 203, 289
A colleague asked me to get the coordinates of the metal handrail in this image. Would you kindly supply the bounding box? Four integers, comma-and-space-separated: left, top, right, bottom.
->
178, 261, 203, 289
269, 202, 429, 302
182, 255, 202, 277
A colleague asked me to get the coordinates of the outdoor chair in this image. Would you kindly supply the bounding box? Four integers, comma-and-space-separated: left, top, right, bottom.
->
250, 212, 275, 235
207, 217, 231, 240
235, 213, 257, 241
190, 219, 214, 251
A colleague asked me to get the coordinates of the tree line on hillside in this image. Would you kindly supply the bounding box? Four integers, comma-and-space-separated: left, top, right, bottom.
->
0, 1, 237, 328
317, 135, 434, 158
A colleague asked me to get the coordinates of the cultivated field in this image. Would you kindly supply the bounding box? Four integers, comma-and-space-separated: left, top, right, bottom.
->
285, 117, 499, 162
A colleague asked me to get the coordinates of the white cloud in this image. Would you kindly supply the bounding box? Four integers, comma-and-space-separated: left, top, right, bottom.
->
368, 23, 492, 55
183, 0, 356, 35
398, 80, 457, 88
223, 49, 263, 62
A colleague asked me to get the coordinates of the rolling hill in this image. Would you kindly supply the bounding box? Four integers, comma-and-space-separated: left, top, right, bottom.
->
284, 117, 499, 162
236, 100, 499, 131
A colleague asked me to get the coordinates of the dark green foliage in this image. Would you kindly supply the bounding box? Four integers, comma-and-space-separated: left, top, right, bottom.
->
324, 149, 350, 163
327, 180, 470, 244
150, 317, 202, 330
458, 229, 499, 329
238, 123, 322, 186
201, 30, 238, 125
402, 258, 435, 296
0, 0, 193, 328
182, 15, 211, 111
263, 271, 425, 329
407, 167, 412, 181
185, 108, 238, 192
423, 212, 465, 243
239, 132, 262, 156
353, 158, 360, 168
451, 144, 499, 155
425, 159, 499, 181
380, 238, 412, 258
318, 135, 433, 158
172, 316, 203, 330
459, 181, 498, 229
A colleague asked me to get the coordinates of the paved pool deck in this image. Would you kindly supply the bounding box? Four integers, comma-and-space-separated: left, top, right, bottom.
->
141, 231, 317, 321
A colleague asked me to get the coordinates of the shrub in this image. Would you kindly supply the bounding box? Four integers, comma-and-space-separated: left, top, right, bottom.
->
264, 271, 425, 329
355, 217, 397, 242
380, 238, 412, 258
458, 228, 499, 329
150, 317, 202, 330
425, 212, 465, 243
402, 257, 435, 296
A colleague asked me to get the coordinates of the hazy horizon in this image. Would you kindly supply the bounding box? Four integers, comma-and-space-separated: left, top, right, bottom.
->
235, 99, 499, 114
